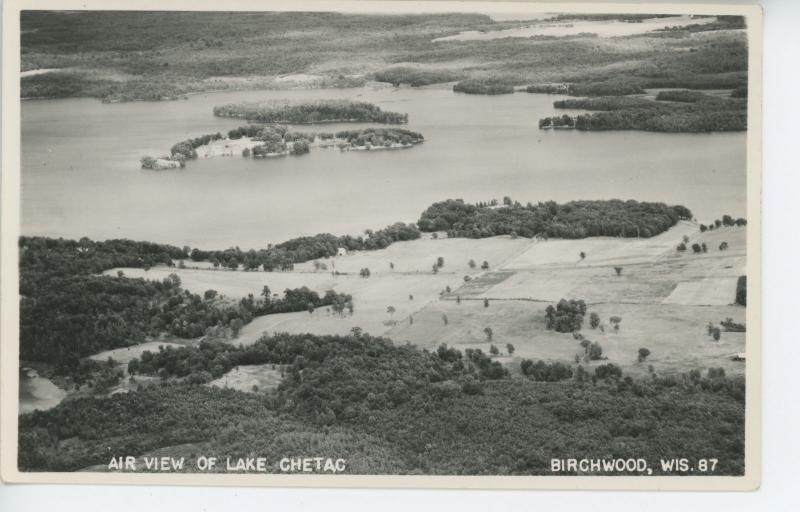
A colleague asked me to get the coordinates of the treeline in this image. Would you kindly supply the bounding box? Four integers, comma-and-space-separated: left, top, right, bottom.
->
527, 79, 644, 96
453, 78, 514, 95
170, 131, 224, 159
417, 199, 691, 239
544, 95, 747, 132
654, 89, 712, 103
736, 276, 746, 306
20, 330, 746, 474
213, 100, 408, 124
189, 222, 421, 271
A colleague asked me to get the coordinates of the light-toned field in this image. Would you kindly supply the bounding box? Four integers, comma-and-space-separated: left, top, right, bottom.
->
89, 341, 186, 364
106, 224, 748, 376
207, 364, 283, 392
292, 236, 532, 276
501, 221, 698, 270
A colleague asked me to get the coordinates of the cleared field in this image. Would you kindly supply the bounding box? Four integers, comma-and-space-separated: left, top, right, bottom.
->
501, 221, 698, 270
235, 272, 463, 345
89, 341, 185, 364
106, 266, 345, 298
387, 300, 746, 376
292, 236, 532, 276
662, 277, 740, 306
207, 364, 283, 392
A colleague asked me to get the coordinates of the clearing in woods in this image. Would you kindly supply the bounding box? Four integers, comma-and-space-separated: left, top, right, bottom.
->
105, 224, 747, 376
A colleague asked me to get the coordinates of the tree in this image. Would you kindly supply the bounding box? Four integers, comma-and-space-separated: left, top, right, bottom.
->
579, 251, 586, 260
614, 266, 623, 276
204, 289, 218, 301
386, 305, 396, 320
484, 327, 493, 342
589, 312, 600, 329
677, 242, 687, 252
711, 327, 721, 341
389, 262, 394, 270
432, 263, 439, 274
117, 270, 125, 278
409, 294, 414, 301
506, 343, 515, 356
637, 347, 651, 362
682, 235, 690, 244
719, 241, 729, 251
484, 298, 489, 308
456, 295, 461, 304
261, 285, 271, 301
692, 243, 702, 253
307, 302, 315, 314
442, 314, 449, 326
609, 316, 622, 332
360, 267, 371, 278
230, 318, 243, 338
588, 341, 603, 360
489, 344, 499, 356
468, 259, 477, 269
700, 224, 708, 232
242, 147, 251, 157
481, 260, 489, 270
701, 243, 708, 253
437, 256, 445, 268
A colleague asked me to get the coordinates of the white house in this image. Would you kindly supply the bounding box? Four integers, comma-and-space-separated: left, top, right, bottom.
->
337, 247, 347, 257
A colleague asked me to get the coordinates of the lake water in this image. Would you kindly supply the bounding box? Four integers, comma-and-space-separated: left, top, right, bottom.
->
19, 368, 67, 414
21, 86, 746, 250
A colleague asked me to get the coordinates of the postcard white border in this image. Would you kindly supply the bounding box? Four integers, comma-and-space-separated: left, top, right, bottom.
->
1, 0, 763, 490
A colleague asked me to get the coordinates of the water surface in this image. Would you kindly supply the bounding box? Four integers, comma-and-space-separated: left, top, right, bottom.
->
22, 86, 746, 249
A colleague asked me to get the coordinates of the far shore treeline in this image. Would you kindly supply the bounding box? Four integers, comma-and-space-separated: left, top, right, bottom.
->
213, 100, 408, 124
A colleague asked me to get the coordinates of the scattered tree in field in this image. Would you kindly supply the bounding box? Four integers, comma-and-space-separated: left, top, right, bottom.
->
409, 315, 414, 325
436, 256, 445, 268
489, 344, 499, 356
609, 316, 622, 332
441, 314, 449, 326
359, 267, 371, 278
432, 263, 439, 274
700, 224, 708, 232
409, 294, 414, 301
589, 312, 600, 329
506, 343, 515, 355
719, 241, 729, 251
579, 251, 586, 261
714, 219, 722, 228
484, 298, 489, 308
468, 259, 477, 269
735, 218, 747, 226
677, 242, 687, 252
545, 299, 587, 333
588, 341, 604, 360
204, 289, 218, 301
638, 347, 651, 362
463, 275, 471, 282
711, 327, 721, 341
682, 235, 690, 244
389, 262, 394, 270
736, 276, 747, 306
484, 327, 493, 342
692, 243, 702, 253
456, 295, 461, 304
445, 285, 452, 294
722, 215, 734, 226
614, 266, 623, 276
386, 305, 396, 320
481, 260, 489, 270
307, 303, 315, 314
579, 338, 591, 354
242, 147, 251, 157
721, 318, 746, 332
701, 243, 708, 253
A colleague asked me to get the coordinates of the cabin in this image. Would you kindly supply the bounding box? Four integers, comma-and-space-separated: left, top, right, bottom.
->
732, 353, 746, 362
337, 247, 347, 257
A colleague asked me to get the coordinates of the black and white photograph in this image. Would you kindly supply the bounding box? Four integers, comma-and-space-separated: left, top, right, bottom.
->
1, 0, 762, 490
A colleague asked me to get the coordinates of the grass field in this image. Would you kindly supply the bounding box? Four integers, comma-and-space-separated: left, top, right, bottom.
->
207, 364, 283, 393
108, 224, 748, 376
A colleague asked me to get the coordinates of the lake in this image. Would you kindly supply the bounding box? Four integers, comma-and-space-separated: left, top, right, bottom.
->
21, 85, 746, 250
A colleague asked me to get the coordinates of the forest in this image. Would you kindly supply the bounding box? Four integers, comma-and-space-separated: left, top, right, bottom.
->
21, 11, 747, 103
213, 100, 408, 124
19, 331, 746, 475
417, 199, 691, 239
18, 236, 351, 370
542, 95, 747, 132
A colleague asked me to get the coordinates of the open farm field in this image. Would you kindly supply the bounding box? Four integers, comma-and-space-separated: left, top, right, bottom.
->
293, 236, 531, 276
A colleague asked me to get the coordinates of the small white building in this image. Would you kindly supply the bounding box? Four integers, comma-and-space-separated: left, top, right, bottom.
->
337, 247, 347, 257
